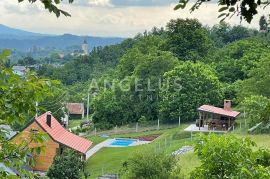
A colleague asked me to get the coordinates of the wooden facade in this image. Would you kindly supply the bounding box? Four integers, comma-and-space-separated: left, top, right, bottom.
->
12, 121, 59, 171
197, 100, 240, 131
197, 111, 235, 131
12, 112, 92, 172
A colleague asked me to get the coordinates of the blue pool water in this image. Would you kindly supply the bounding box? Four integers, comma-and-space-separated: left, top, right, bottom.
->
110, 138, 137, 147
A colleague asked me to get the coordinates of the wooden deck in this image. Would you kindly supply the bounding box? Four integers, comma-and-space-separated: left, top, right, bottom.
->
184, 124, 227, 133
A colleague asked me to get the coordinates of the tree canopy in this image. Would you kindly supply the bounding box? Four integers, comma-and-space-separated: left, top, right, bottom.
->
159, 61, 223, 122
175, 0, 270, 23
191, 134, 270, 178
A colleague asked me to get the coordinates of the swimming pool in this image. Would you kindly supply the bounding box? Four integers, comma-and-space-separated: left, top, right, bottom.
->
109, 138, 137, 147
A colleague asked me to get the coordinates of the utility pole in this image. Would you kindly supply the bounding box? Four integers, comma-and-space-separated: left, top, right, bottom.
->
86, 92, 90, 120
35, 101, 38, 118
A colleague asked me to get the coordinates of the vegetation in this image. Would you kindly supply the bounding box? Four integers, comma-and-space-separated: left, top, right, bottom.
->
240, 95, 270, 127
47, 149, 84, 179
0, 50, 52, 177
159, 62, 223, 122
33, 17, 270, 131
191, 134, 270, 178
165, 18, 212, 61
5, 1, 270, 178
85, 126, 270, 178
121, 151, 182, 179
175, 0, 270, 23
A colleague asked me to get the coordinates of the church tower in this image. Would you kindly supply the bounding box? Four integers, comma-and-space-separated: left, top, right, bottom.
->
82, 39, 89, 55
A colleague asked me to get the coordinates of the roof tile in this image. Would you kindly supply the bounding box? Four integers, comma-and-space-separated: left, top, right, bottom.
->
198, 105, 240, 118
35, 112, 92, 154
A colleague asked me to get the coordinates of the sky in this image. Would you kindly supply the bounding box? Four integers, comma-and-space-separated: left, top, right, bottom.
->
0, 0, 269, 37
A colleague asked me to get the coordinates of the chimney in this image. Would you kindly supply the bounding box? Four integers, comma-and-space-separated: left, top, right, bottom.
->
224, 100, 232, 111
46, 114, 52, 127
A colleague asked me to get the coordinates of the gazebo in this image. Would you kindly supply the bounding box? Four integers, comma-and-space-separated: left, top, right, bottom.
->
196, 100, 241, 131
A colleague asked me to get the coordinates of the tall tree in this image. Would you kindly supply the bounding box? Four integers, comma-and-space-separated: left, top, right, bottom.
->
259, 15, 269, 31
166, 18, 213, 61
159, 61, 223, 122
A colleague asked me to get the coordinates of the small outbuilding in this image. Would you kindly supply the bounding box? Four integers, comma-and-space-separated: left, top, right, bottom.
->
66, 103, 85, 119
12, 112, 92, 171
196, 100, 240, 131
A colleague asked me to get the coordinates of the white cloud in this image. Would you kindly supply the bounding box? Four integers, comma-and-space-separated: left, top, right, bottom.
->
88, 0, 113, 7
0, 1, 268, 37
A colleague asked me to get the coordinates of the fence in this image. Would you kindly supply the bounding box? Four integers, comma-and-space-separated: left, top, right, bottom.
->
79, 120, 182, 137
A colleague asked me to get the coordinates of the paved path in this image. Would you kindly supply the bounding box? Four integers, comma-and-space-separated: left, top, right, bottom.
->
85, 139, 114, 159
184, 124, 226, 133
85, 138, 152, 159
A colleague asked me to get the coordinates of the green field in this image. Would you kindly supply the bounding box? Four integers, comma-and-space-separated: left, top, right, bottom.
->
68, 119, 83, 128
85, 125, 196, 178
84, 123, 270, 179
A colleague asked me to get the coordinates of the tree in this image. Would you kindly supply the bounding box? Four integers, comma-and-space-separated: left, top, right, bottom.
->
159, 61, 223, 122
239, 53, 270, 98
191, 134, 270, 178
259, 15, 268, 31
209, 38, 269, 83
165, 18, 213, 61
18, 0, 74, 17
174, 0, 270, 23
92, 48, 179, 128
209, 22, 255, 47
0, 50, 52, 177
17, 56, 37, 66
121, 151, 182, 179
240, 95, 270, 127
47, 149, 84, 179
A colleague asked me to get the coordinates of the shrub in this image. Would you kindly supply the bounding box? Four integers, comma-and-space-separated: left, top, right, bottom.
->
121, 150, 182, 179
47, 149, 84, 179
190, 134, 270, 179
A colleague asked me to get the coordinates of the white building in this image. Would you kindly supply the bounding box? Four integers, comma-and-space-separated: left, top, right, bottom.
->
82, 40, 89, 55
12, 66, 26, 76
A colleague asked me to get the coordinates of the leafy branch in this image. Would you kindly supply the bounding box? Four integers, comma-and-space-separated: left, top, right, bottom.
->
174, 0, 270, 23
18, 0, 74, 17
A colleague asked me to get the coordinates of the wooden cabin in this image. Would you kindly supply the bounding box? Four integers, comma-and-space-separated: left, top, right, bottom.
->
66, 103, 85, 119
197, 100, 240, 131
12, 112, 92, 171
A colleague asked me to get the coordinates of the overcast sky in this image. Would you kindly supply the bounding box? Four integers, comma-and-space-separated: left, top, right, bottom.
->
0, 0, 269, 37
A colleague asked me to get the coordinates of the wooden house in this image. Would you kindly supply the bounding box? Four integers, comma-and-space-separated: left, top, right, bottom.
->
197, 100, 240, 131
66, 103, 85, 119
12, 112, 92, 171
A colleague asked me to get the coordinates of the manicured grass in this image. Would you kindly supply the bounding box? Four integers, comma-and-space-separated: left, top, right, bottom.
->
68, 119, 82, 128
85, 123, 270, 179
178, 151, 200, 178
85, 125, 195, 178
87, 136, 107, 146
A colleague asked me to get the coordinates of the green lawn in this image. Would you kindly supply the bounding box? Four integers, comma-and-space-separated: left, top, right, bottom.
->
87, 136, 107, 146
68, 119, 83, 128
178, 151, 200, 178
84, 123, 270, 179
85, 125, 195, 178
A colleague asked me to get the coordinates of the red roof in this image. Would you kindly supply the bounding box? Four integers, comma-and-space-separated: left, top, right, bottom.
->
198, 105, 240, 118
66, 103, 84, 115
35, 112, 92, 154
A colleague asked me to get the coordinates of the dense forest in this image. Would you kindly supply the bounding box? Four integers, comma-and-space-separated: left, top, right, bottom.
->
36, 18, 270, 130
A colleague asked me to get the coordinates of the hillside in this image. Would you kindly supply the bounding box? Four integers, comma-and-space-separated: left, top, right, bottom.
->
0, 24, 124, 51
